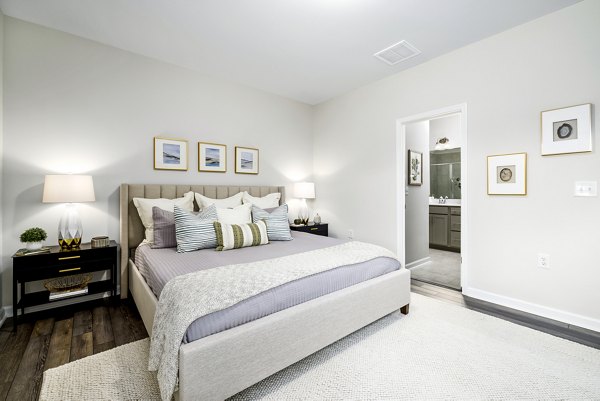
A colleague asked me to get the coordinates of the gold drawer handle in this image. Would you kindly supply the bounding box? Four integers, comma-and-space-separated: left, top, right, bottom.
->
59, 267, 81, 273
310, 228, 318, 231
58, 255, 81, 261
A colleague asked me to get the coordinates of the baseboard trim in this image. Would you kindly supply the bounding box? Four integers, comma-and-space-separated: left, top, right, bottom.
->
463, 286, 600, 333
406, 257, 431, 269
0, 307, 7, 329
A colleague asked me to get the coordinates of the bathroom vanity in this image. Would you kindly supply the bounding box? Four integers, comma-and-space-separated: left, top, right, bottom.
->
429, 204, 461, 252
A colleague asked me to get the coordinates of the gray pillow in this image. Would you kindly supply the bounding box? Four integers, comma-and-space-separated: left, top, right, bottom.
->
151, 207, 177, 249
174, 204, 218, 252
252, 204, 293, 241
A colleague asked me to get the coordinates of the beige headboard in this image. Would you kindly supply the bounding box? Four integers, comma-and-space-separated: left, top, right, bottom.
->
119, 184, 286, 298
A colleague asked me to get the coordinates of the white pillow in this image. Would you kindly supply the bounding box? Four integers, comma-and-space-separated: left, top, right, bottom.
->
195, 192, 243, 209
217, 203, 252, 225
133, 191, 194, 243
242, 191, 281, 209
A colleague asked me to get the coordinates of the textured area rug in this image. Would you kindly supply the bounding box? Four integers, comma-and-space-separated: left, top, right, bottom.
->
40, 294, 600, 400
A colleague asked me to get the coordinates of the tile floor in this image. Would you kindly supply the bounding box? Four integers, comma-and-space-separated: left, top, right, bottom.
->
409, 248, 461, 290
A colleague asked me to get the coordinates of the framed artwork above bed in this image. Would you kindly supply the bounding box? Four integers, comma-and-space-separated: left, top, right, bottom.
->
198, 142, 227, 173
154, 137, 188, 171
235, 146, 259, 174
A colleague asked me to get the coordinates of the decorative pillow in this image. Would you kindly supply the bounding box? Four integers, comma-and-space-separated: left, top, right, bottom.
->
195, 192, 243, 210
214, 220, 268, 251
151, 207, 177, 249
217, 203, 252, 225
174, 205, 218, 253
252, 204, 293, 241
133, 191, 194, 243
242, 192, 281, 209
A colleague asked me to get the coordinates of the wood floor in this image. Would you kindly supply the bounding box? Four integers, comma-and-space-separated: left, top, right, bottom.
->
0, 298, 148, 401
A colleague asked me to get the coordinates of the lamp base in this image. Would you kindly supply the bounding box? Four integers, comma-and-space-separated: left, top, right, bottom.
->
298, 198, 310, 226
58, 203, 83, 250
59, 237, 82, 250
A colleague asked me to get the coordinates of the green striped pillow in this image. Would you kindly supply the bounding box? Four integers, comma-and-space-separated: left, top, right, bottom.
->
213, 220, 268, 251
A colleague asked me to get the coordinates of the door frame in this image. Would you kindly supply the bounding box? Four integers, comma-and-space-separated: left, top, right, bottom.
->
396, 103, 468, 290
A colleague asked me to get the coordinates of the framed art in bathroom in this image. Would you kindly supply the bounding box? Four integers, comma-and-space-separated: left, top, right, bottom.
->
408, 149, 423, 186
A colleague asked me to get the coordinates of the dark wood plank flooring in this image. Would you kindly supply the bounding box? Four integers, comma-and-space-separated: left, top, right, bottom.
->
0, 298, 147, 401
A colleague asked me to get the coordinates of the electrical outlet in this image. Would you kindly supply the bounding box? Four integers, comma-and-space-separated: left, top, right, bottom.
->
537, 253, 550, 269
347, 229, 354, 239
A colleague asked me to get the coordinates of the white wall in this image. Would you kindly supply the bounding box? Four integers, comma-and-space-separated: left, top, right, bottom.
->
429, 114, 460, 150
1, 18, 314, 307
314, 0, 600, 330
405, 121, 430, 266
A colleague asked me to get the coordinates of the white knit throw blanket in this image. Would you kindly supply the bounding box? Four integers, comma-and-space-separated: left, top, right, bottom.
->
148, 241, 397, 401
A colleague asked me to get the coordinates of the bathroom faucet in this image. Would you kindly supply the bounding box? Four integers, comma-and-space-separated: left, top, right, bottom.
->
439, 196, 448, 204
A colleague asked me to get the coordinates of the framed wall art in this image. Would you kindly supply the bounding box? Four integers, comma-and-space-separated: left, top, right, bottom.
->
408, 150, 423, 186
541, 103, 592, 156
198, 142, 227, 173
487, 152, 527, 195
235, 146, 259, 174
154, 137, 188, 171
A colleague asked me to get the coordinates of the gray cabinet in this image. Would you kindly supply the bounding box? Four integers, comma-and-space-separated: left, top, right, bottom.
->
429, 214, 448, 246
429, 206, 461, 251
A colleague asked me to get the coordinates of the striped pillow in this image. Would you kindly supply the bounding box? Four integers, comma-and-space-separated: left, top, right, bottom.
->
214, 220, 268, 251
252, 204, 293, 241
174, 204, 218, 253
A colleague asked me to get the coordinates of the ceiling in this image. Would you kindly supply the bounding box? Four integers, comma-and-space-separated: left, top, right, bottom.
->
0, 0, 581, 105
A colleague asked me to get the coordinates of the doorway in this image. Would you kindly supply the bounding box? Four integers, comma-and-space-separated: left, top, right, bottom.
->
396, 104, 468, 291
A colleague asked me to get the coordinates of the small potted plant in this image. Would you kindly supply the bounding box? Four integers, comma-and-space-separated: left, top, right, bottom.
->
20, 227, 48, 251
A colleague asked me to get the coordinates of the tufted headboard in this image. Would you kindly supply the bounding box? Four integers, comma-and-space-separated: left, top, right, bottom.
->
119, 184, 285, 298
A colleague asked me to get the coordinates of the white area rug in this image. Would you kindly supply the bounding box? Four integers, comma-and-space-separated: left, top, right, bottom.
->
40, 293, 600, 400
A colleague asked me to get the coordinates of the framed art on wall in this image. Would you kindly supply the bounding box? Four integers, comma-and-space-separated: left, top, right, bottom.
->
198, 142, 227, 173
487, 152, 527, 195
541, 103, 592, 156
235, 146, 259, 174
408, 150, 423, 186
154, 137, 188, 171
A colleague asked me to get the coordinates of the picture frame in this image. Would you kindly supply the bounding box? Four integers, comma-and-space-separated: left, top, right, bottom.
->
487, 152, 527, 195
154, 137, 188, 171
541, 103, 592, 156
198, 142, 227, 173
235, 146, 259, 174
408, 150, 423, 186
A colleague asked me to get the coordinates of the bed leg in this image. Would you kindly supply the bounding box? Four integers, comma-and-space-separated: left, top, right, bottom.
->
400, 304, 410, 315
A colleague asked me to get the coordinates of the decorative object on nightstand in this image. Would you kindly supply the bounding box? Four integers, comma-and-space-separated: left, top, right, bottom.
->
91, 236, 111, 248
11, 241, 118, 331
42, 174, 96, 250
294, 182, 315, 225
19, 227, 48, 251
313, 213, 322, 225
290, 223, 328, 237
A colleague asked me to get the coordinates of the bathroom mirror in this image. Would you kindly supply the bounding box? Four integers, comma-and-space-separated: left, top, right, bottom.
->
430, 148, 461, 199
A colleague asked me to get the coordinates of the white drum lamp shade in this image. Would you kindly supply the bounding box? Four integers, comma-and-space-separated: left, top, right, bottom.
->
43, 175, 96, 249
293, 182, 315, 199
293, 182, 315, 225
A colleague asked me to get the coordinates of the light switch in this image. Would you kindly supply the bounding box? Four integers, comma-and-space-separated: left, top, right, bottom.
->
574, 181, 597, 197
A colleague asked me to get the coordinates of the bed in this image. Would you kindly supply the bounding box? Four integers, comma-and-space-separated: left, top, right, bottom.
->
119, 184, 411, 401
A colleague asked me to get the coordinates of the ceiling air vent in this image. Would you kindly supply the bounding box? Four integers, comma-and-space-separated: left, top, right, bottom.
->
374, 40, 421, 65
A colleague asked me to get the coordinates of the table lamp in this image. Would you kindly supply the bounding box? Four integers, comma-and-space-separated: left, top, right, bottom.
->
42, 174, 96, 250
293, 182, 315, 225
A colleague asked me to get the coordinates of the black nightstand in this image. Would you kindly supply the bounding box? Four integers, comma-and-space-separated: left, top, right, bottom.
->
290, 223, 328, 237
12, 241, 118, 331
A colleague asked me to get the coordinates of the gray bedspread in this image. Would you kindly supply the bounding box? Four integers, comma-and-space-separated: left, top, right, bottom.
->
135, 231, 400, 343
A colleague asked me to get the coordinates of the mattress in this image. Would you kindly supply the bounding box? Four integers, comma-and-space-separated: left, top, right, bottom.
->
135, 231, 400, 343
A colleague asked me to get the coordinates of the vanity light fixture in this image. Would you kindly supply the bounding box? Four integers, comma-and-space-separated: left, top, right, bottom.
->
435, 137, 450, 151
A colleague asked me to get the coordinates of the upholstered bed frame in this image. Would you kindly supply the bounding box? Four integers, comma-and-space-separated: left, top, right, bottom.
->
119, 183, 411, 401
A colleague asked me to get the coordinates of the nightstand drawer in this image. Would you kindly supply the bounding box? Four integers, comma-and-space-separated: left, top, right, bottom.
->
290, 223, 328, 237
